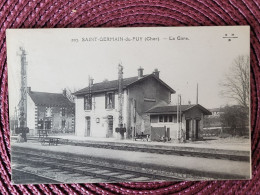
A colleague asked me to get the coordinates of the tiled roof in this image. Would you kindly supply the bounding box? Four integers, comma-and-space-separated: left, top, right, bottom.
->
28, 91, 74, 107
74, 74, 175, 95
146, 104, 211, 115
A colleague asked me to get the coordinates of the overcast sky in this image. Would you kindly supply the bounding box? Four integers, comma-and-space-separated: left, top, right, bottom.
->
7, 26, 249, 115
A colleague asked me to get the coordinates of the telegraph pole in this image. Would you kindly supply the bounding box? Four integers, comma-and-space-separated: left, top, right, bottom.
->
116, 63, 126, 139
177, 94, 183, 143
16, 47, 29, 141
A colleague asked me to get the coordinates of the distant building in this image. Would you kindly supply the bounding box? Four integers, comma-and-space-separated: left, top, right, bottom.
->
208, 108, 224, 117
202, 107, 224, 137
203, 107, 224, 128
26, 87, 75, 135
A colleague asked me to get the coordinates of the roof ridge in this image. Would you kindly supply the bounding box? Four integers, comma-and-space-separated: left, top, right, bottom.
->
30, 90, 64, 95
92, 74, 150, 85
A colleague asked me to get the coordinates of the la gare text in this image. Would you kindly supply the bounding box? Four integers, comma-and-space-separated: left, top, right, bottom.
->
71, 36, 189, 43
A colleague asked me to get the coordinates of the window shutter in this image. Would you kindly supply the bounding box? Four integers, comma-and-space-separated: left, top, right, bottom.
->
112, 93, 115, 108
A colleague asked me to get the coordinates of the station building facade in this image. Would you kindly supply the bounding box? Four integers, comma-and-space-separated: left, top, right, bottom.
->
73, 68, 211, 141
73, 68, 175, 139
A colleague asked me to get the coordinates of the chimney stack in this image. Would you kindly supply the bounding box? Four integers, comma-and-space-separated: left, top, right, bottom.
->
153, 68, 160, 78
138, 67, 144, 79
62, 89, 67, 96
27, 87, 31, 93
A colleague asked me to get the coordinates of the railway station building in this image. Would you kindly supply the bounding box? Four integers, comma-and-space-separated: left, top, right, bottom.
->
73, 67, 211, 141
73, 68, 175, 138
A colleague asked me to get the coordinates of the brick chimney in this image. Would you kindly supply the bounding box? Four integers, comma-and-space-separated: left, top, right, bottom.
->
153, 68, 160, 78
138, 67, 144, 79
62, 89, 67, 96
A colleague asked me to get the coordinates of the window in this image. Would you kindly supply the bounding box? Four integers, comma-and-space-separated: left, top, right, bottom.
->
105, 92, 115, 109
164, 115, 168, 122
45, 107, 52, 117
84, 95, 92, 110
159, 116, 163, 122
169, 115, 173, 122
61, 108, 66, 116
61, 119, 66, 128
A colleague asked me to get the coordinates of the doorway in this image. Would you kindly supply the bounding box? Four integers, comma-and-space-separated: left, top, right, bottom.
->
166, 128, 170, 140
186, 120, 190, 140
38, 120, 44, 129
85, 117, 91, 137
107, 115, 113, 137
44, 120, 51, 130
195, 120, 200, 139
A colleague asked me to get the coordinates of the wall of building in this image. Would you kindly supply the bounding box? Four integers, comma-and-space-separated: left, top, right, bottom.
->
129, 77, 171, 114
75, 90, 128, 138
27, 95, 36, 135
35, 105, 74, 133
127, 76, 172, 136
150, 114, 185, 140
75, 96, 85, 137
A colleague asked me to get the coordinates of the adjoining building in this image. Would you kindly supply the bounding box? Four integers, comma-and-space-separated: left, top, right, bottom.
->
146, 104, 212, 141
26, 87, 75, 135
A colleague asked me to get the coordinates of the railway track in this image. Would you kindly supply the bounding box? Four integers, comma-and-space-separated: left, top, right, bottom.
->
12, 149, 185, 184
12, 169, 61, 184
12, 146, 248, 185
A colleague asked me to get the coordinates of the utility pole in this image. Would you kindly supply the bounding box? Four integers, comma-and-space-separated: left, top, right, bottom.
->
16, 47, 29, 141
177, 94, 183, 143
116, 63, 126, 139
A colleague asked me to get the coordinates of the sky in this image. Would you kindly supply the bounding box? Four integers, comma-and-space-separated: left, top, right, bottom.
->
7, 26, 250, 115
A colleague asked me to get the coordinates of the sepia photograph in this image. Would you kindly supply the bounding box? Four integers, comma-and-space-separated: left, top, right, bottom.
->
6, 26, 251, 184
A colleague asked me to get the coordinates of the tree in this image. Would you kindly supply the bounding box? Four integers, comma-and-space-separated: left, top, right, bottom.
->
220, 105, 249, 136
220, 55, 250, 108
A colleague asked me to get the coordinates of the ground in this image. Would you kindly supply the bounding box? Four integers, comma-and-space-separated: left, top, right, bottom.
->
10, 134, 251, 184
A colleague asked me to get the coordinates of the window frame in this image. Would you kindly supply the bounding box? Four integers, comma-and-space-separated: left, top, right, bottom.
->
105, 92, 115, 109
61, 107, 66, 117
84, 94, 92, 110
159, 115, 163, 122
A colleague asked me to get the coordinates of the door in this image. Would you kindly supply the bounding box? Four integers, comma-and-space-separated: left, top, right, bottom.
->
44, 120, 51, 130
85, 117, 91, 137
166, 128, 170, 140
38, 120, 44, 129
186, 120, 190, 140
195, 120, 199, 139
107, 115, 113, 137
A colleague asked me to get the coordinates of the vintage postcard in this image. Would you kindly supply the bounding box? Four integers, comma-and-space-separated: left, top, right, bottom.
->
6, 26, 251, 184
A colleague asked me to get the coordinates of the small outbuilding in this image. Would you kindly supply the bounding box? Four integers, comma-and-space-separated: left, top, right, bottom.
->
146, 104, 211, 141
